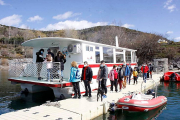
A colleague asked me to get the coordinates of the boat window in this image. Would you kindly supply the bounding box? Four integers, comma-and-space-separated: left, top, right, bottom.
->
103, 47, 114, 63
86, 46, 89, 51
90, 47, 93, 52
116, 53, 124, 63
95, 46, 99, 50
132, 52, 136, 62
126, 51, 131, 63
95, 51, 100, 63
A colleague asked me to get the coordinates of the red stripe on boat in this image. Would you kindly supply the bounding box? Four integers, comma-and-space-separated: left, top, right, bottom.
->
8, 79, 72, 87
78, 63, 137, 68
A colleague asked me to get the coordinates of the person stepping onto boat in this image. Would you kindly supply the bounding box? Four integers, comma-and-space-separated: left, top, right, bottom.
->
141, 63, 149, 83
69, 61, 81, 99
99, 60, 108, 98
108, 65, 118, 92
81, 61, 93, 97
133, 67, 138, 85
118, 65, 124, 92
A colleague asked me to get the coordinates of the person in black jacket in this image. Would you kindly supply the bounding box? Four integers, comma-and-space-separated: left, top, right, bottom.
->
149, 63, 153, 78
81, 61, 93, 97
99, 60, 108, 98
36, 49, 44, 80
55, 51, 66, 80
118, 65, 124, 92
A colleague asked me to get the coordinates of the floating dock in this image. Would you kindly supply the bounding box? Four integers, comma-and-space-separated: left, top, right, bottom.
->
0, 73, 163, 120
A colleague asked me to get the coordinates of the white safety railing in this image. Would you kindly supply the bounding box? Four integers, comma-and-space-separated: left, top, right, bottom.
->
9, 61, 61, 81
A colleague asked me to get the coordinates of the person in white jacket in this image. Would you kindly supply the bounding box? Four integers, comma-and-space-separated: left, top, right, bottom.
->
45, 54, 53, 82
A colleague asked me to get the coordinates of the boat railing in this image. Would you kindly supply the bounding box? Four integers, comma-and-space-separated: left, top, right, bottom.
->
9, 61, 62, 81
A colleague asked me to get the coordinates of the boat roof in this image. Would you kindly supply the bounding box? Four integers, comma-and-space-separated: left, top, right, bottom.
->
22, 37, 137, 51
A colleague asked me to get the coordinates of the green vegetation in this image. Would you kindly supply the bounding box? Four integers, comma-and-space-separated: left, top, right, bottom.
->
0, 24, 179, 64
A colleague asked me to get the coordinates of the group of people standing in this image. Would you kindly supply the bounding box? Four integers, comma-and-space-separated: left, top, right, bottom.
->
69, 61, 93, 99
140, 63, 154, 83
108, 63, 138, 94
68, 60, 154, 99
36, 48, 66, 81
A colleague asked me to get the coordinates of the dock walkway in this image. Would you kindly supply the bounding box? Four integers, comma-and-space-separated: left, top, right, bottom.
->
0, 73, 163, 120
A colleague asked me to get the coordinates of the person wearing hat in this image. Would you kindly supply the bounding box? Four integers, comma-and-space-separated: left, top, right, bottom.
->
81, 61, 93, 97
99, 60, 108, 98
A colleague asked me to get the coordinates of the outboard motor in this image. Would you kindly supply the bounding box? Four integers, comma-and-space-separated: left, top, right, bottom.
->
108, 100, 117, 112
146, 89, 155, 98
170, 73, 176, 81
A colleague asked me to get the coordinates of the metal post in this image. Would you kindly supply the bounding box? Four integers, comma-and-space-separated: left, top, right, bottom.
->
103, 102, 107, 114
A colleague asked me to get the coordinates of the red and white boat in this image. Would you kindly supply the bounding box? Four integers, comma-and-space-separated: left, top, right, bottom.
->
116, 93, 167, 112
163, 71, 180, 82
8, 37, 137, 99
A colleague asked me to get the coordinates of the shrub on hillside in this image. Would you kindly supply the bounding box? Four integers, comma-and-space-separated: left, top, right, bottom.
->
1, 50, 9, 57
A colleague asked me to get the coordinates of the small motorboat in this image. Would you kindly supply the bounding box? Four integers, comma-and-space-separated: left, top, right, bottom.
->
109, 80, 167, 112
115, 91, 167, 112
163, 71, 180, 82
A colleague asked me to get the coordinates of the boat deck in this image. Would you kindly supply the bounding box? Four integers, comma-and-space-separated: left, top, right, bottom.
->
1, 73, 163, 120
8, 77, 71, 87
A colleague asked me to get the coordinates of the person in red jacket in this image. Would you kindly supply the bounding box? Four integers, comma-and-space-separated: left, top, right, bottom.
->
141, 63, 149, 83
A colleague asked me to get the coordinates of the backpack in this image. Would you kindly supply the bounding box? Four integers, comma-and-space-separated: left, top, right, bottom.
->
75, 69, 81, 79
114, 70, 118, 79
119, 69, 124, 78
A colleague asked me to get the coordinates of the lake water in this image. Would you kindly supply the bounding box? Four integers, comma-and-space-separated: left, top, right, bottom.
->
0, 70, 180, 119
94, 82, 180, 120
0, 70, 55, 115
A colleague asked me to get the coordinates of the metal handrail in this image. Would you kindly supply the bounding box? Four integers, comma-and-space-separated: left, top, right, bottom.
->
9, 62, 61, 82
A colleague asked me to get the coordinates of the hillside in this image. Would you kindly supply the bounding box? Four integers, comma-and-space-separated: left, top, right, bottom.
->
0, 24, 177, 64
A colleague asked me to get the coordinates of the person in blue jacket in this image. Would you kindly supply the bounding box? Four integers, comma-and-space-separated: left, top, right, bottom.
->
69, 61, 81, 99
122, 63, 130, 88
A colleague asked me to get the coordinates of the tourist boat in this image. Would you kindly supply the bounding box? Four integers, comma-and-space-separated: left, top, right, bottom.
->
163, 71, 180, 82
115, 81, 167, 112
8, 37, 137, 99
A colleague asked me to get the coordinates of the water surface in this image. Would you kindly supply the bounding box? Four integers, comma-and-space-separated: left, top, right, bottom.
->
94, 82, 180, 120
0, 70, 55, 115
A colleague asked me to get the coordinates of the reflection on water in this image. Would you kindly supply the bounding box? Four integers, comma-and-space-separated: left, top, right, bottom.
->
0, 70, 55, 115
94, 82, 180, 120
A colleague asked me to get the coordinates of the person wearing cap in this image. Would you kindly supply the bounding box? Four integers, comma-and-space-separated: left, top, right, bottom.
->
81, 61, 93, 97
47, 48, 54, 61
99, 60, 108, 98
141, 63, 149, 83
